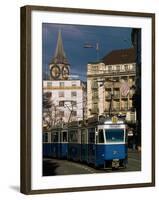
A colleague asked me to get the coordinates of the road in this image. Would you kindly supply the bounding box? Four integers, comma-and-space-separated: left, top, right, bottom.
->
43, 150, 141, 176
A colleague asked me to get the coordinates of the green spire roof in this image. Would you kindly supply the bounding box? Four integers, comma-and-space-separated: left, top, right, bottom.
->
51, 30, 69, 64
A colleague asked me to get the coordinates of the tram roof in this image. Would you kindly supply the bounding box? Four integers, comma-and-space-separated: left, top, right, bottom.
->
87, 115, 125, 125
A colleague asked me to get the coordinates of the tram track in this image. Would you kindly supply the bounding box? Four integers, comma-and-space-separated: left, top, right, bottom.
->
43, 150, 141, 176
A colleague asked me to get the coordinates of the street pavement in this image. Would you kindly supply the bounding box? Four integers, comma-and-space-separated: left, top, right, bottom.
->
43, 150, 141, 176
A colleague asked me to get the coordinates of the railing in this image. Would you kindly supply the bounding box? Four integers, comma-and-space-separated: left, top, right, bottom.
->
87, 69, 136, 76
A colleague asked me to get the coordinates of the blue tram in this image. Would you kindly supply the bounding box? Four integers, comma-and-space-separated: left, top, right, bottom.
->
43, 116, 128, 169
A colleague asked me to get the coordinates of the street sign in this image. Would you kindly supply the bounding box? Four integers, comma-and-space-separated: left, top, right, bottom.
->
120, 82, 130, 96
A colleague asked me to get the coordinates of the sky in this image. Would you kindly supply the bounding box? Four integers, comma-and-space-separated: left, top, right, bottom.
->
42, 23, 133, 81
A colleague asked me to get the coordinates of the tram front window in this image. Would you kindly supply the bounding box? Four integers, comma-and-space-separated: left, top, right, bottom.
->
105, 129, 124, 143
98, 129, 104, 143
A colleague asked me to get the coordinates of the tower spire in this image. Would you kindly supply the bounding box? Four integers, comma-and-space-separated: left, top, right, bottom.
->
51, 29, 69, 64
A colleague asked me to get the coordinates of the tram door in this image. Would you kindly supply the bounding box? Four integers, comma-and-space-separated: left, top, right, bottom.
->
51, 131, 59, 158
88, 128, 96, 164
60, 130, 68, 159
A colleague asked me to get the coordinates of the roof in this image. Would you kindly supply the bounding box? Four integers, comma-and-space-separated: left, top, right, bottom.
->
102, 48, 135, 65
50, 30, 69, 65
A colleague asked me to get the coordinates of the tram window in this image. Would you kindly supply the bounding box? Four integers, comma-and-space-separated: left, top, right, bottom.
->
81, 129, 87, 144
105, 129, 124, 143
43, 133, 48, 143
51, 132, 58, 142
68, 130, 78, 143
62, 131, 67, 142
88, 128, 95, 143
98, 129, 104, 143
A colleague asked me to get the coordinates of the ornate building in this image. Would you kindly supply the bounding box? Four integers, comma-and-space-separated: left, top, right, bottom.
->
87, 48, 136, 123
43, 30, 86, 127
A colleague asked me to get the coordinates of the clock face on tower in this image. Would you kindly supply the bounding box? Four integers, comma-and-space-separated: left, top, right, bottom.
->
62, 66, 69, 79
50, 65, 60, 79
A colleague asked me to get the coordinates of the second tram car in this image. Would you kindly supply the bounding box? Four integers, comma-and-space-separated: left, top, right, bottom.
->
43, 126, 68, 159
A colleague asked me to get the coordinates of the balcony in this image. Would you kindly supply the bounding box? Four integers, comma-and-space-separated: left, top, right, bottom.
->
106, 69, 136, 75
91, 107, 99, 114
105, 82, 121, 89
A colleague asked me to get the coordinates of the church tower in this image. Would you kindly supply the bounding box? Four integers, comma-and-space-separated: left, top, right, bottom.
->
49, 30, 70, 80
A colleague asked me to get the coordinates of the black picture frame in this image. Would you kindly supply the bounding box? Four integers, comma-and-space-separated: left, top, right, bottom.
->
20, 5, 155, 194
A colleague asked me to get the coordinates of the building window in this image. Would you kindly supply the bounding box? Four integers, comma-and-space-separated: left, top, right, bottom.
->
47, 81, 52, 87
132, 64, 136, 70
129, 100, 133, 109
59, 101, 64, 107
72, 111, 77, 116
108, 65, 112, 72
59, 111, 64, 117
92, 65, 98, 71
114, 90, 120, 98
71, 91, 77, 97
113, 101, 120, 111
116, 65, 120, 72
121, 77, 127, 83
91, 80, 98, 89
72, 101, 77, 107
124, 64, 129, 71
72, 81, 77, 86
121, 100, 128, 110
91, 103, 98, 114
92, 91, 98, 101
59, 91, 64, 97
59, 82, 64, 87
